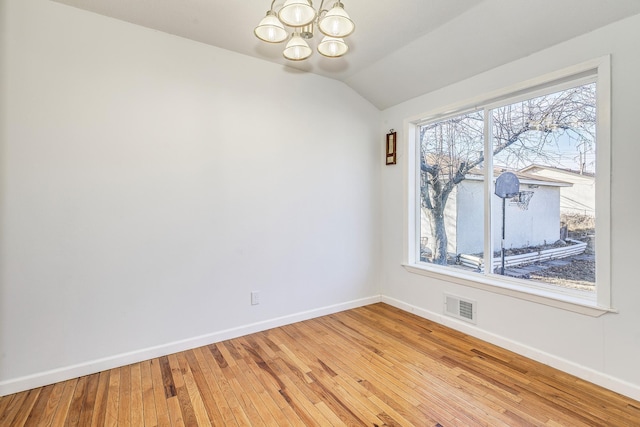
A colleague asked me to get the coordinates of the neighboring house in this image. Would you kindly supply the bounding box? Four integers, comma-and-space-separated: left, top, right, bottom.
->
421, 171, 572, 256
520, 165, 595, 216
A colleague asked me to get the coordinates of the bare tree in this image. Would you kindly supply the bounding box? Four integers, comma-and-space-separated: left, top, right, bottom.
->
420, 83, 596, 264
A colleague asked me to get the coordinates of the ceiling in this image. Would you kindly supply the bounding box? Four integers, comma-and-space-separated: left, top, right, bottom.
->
52, 0, 640, 109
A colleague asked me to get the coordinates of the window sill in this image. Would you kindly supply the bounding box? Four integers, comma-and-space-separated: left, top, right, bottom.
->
402, 263, 615, 317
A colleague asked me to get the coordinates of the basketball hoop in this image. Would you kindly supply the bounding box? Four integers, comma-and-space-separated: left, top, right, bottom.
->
512, 191, 534, 210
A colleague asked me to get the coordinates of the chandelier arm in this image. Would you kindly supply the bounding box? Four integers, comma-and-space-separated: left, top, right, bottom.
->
269, 0, 278, 12
317, 0, 328, 19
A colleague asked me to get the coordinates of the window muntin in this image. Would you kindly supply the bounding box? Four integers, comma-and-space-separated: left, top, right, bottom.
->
416, 80, 600, 299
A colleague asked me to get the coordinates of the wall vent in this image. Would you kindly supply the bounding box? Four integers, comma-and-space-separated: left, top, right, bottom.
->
444, 294, 477, 324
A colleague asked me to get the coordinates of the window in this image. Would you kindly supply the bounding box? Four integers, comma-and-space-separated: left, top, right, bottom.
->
405, 58, 611, 314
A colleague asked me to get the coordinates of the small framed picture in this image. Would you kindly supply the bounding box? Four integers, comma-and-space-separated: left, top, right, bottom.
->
386, 131, 397, 165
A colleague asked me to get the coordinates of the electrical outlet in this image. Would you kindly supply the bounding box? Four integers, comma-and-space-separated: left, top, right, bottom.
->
251, 291, 260, 305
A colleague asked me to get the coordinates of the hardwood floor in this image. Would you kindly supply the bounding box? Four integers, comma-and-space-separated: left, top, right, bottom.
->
1, 303, 639, 426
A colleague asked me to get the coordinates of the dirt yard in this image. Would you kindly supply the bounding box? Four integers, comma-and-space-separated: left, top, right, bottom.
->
529, 257, 595, 290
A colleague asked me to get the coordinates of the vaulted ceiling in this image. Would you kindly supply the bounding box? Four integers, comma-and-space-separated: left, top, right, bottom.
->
52, 0, 640, 109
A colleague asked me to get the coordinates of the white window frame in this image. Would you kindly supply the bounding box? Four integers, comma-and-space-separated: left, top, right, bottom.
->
403, 57, 613, 317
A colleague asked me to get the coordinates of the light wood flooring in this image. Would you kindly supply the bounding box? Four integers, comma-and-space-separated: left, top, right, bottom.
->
1, 303, 639, 426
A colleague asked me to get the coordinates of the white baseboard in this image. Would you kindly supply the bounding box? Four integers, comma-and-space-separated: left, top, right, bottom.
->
381, 295, 640, 402
0, 295, 382, 397
4, 294, 639, 403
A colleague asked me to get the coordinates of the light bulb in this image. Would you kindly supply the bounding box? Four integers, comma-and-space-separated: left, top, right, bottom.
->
319, 2, 354, 37
317, 36, 348, 58
254, 11, 287, 43
283, 34, 312, 61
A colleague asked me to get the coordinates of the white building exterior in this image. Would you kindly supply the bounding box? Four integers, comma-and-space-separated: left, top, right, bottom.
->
421, 173, 571, 256
520, 165, 595, 216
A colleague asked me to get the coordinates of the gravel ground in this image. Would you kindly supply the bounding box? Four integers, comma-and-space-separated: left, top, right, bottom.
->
528, 258, 595, 290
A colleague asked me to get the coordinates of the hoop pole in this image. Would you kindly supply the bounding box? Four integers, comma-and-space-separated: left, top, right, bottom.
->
501, 197, 506, 275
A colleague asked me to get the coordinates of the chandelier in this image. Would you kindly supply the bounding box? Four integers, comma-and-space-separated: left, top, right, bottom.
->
254, 0, 355, 61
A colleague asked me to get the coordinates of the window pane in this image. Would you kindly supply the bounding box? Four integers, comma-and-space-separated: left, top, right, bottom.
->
489, 83, 596, 291
418, 111, 484, 273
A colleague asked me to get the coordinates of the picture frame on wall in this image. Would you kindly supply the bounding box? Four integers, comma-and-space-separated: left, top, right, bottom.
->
386, 131, 397, 165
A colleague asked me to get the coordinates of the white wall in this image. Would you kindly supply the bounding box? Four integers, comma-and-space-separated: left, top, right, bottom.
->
528, 168, 596, 215
456, 181, 562, 255
423, 180, 561, 256
491, 185, 561, 252
381, 14, 640, 400
0, 0, 381, 394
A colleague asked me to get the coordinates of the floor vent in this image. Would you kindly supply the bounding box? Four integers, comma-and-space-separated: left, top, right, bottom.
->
444, 294, 477, 324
